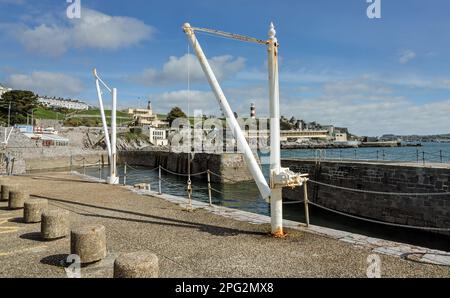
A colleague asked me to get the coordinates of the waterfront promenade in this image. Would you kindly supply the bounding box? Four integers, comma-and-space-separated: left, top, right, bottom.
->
0, 172, 449, 278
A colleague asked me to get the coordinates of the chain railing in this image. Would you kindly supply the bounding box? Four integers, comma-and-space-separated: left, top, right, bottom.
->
78, 162, 450, 233
290, 149, 450, 165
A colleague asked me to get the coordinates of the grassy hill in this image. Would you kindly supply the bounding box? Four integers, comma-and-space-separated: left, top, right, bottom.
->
33, 107, 134, 127
33, 107, 66, 120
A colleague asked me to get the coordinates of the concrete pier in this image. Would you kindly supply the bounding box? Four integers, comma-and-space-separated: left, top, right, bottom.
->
0, 172, 448, 277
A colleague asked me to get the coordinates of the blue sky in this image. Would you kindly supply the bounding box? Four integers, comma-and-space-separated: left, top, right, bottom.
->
0, 0, 449, 136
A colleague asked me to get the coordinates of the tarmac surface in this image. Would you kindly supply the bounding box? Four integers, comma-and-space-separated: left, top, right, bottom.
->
0, 172, 449, 278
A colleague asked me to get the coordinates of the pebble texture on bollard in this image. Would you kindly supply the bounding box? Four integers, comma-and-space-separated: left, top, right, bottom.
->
71, 225, 107, 264
0, 179, 10, 201
24, 199, 48, 223
1, 184, 18, 202
41, 209, 70, 240
8, 190, 29, 210
114, 251, 159, 278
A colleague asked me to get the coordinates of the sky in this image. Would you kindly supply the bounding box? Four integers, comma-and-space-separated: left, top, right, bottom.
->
0, 0, 449, 136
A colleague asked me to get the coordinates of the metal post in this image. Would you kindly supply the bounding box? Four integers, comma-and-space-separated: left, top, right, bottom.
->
187, 154, 193, 209
187, 180, 192, 209
98, 159, 102, 180
109, 87, 118, 185
422, 151, 425, 166
267, 22, 283, 236
440, 150, 443, 163
417, 149, 419, 163
158, 165, 162, 194
124, 162, 127, 186
207, 170, 212, 206
303, 181, 310, 227
94, 69, 112, 158
354, 149, 357, 160
382, 150, 385, 161
376, 150, 379, 161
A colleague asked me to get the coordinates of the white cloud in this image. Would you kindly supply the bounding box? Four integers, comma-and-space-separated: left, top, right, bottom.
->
18, 24, 69, 56
150, 90, 218, 115
71, 9, 153, 50
7, 71, 84, 96
399, 49, 416, 64
9, 8, 154, 56
134, 54, 246, 86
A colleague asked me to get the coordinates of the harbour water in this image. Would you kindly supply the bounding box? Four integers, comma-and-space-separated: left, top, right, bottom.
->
280, 142, 450, 163
84, 143, 450, 251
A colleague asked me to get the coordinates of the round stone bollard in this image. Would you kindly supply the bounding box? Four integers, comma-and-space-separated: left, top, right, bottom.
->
114, 251, 159, 278
41, 209, 70, 240
24, 199, 48, 223
71, 225, 107, 264
1, 184, 18, 202
8, 190, 29, 210
0, 179, 10, 201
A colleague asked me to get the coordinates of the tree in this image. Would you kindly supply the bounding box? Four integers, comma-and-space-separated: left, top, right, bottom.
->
0, 90, 39, 125
167, 107, 187, 125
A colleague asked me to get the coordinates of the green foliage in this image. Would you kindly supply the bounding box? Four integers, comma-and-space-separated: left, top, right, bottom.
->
33, 107, 66, 120
122, 131, 147, 142
167, 107, 187, 125
0, 90, 39, 125
280, 117, 294, 130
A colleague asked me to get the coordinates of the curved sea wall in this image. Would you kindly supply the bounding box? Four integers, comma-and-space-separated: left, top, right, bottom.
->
282, 158, 450, 235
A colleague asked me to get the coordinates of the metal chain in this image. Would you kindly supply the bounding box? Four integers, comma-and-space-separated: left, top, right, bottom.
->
309, 179, 450, 196
308, 201, 450, 232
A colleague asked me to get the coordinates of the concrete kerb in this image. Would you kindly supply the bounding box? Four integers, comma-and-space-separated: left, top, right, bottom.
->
71, 171, 450, 267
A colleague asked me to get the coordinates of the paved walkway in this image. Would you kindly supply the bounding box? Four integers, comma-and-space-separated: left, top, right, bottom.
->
0, 172, 449, 278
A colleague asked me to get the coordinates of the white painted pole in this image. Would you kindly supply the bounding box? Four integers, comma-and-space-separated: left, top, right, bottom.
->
94, 75, 112, 158
183, 23, 271, 200
268, 22, 284, 236
110, 87, 118, 184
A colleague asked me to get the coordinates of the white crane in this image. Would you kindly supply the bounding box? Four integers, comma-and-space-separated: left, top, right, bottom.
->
93, 68, 119, 185
183, 22, 308, 236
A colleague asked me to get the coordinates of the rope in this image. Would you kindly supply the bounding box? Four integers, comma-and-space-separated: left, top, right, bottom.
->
309, 180, 450, 196
125, 164, 159, 172
283, 200, 304, 205
308, 201, 450, 232
210, 187, 225, 195
159, 177, 186, 187
208, 170, 242, 183
161, 167, 207, 177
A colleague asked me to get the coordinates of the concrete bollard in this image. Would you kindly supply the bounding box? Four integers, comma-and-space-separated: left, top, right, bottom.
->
1, 184, 18, 202
0, 179, 10, 201
114, 251, 159, 278
24, 199, 48, 223
71, 225, 107, 264
41, 209, 70, 240
8, 190, 29, 210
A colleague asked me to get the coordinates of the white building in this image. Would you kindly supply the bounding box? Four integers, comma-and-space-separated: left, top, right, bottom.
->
334, 132, 348, 142
39, 97, 89, 110
148, 127, 168, 146
0, 85, 12, 98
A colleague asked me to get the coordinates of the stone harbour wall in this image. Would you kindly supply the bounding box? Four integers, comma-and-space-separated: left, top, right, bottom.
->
118, 150, 253, 183
282, 159, 450, 235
